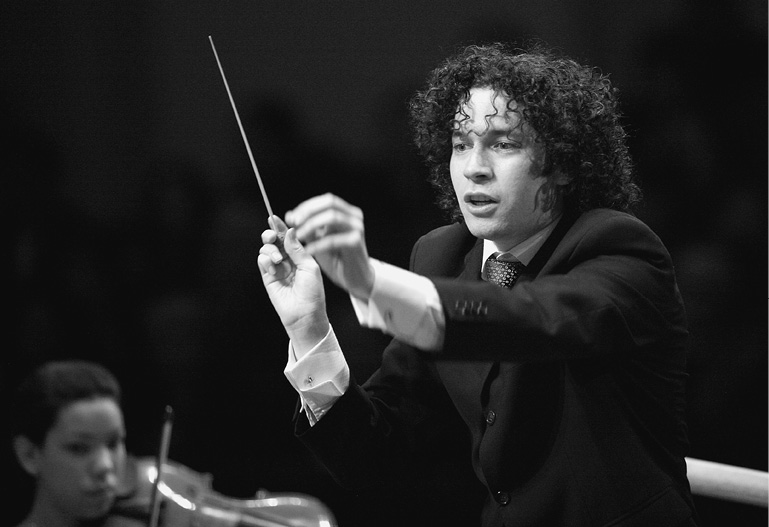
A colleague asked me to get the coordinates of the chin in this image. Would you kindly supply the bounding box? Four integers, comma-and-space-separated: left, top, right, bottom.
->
464, 217, 499, 242
80, 495, 116, 519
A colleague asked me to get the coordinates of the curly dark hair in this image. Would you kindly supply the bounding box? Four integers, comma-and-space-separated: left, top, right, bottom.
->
409, 42, 641, 222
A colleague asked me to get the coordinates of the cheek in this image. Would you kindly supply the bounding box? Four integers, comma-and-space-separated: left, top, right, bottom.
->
450, 172, 467, 205
114, 446, 127, 471
38, 456, 81, 496
509, 171, 548, 203
49, 454, 83, 478
449, 163, 462, 189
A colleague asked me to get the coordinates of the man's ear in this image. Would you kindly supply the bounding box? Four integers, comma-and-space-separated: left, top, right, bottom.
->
553, 170, 572, 186
13, 435, 41, 477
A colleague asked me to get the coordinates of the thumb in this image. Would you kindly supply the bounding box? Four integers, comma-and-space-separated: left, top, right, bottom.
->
268, 214, 288, 234
283, 227, 311, 265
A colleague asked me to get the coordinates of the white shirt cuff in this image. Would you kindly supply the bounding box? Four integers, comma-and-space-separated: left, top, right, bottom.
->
284, 325, 350, 426
350, 258, 444, 351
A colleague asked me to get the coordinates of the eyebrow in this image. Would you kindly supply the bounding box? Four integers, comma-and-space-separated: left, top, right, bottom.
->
452, 121, 524, 139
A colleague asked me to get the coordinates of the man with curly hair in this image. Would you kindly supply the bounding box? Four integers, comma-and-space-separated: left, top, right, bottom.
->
258, 42, 699, 526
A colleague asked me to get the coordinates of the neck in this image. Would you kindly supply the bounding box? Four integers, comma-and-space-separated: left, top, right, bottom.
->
25, 505, 101, 527
496, 212, 561, 253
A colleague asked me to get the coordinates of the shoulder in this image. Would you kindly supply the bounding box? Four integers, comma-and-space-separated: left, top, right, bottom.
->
562, 208, 672, 265
573, 208, 649, 230
416, 222, 472, 245
570, 209, 664, 246
410, 222, 478, 274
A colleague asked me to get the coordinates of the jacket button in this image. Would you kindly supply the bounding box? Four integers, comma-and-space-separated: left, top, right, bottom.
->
485, 410, 496, 425
494, 491, 510, 505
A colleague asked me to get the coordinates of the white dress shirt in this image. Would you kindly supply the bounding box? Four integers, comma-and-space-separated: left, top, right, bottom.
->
284, 218, 559, 425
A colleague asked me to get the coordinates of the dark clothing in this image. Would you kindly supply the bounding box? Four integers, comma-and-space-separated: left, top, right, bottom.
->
296, 209, 698, 526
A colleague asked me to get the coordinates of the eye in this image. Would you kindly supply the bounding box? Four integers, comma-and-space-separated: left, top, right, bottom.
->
452, 141, 471, 153
494, 141, 520, 151
65, 441, 93, 456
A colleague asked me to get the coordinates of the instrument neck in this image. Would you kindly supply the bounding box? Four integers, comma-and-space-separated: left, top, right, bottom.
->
199, 506, 300, 527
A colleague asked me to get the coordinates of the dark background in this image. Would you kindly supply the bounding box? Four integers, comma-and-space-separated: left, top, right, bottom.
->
3, 1, 766, 525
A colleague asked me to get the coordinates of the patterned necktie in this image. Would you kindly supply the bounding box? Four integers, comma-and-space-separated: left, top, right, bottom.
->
484, 254, 526, 289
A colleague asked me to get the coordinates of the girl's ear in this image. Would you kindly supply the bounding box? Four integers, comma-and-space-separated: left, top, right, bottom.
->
13, 435, 41, 477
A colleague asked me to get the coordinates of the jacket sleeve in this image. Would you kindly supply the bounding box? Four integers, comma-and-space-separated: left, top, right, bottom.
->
429, 212, 688, 363
293, 232, 475, 491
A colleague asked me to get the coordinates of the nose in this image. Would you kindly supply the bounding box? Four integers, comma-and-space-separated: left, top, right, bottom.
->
463, 145, 492, 181
91, 446, 118, 479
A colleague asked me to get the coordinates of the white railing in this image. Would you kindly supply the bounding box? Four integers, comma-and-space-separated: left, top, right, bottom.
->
686, 457, 768, 507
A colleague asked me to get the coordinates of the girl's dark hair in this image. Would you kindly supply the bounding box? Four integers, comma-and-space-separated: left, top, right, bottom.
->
409, 42, 641, 222
11, 360, 122, 445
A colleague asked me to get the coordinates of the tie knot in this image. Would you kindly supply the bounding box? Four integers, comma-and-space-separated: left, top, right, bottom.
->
485, 254, 525, 289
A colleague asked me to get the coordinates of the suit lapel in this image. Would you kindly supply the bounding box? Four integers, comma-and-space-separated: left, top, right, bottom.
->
435, 214, 579, 418
435, 236, 493, 409
521, 209, 579, 280
458, 238, 484, 281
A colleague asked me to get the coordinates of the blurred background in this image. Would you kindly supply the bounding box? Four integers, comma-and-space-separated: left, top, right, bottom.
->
2, 1, 766, 525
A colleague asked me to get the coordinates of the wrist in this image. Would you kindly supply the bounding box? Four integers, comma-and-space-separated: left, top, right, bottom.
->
287, 316, 330, 359
350, 260, 376, 301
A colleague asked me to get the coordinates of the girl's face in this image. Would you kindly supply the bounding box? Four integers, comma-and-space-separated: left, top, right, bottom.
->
28, 397, 126, 522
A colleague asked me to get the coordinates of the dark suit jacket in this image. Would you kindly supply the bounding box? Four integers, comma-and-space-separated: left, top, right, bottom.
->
295, 209, 698, 527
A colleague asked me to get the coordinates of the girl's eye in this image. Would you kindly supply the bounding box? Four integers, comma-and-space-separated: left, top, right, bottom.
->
66, 442, 92, 456
452, 142, 470, 153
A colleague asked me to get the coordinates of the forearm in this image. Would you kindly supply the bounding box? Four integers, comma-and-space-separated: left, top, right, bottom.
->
350, 258, 445, 351
436, 260, 686, 362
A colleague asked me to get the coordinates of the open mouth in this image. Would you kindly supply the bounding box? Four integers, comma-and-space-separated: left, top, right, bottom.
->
465, 193, 498, 211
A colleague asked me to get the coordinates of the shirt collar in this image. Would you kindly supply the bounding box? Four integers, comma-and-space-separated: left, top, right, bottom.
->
482, 216, 561, 268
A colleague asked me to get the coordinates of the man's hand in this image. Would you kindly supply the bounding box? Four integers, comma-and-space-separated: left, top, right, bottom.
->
257, 216, 330, 357
285, 193, 375, 301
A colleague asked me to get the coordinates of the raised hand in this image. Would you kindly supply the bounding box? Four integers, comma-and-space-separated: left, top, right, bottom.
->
257, 215, 330, 357
284, 193, 375, 301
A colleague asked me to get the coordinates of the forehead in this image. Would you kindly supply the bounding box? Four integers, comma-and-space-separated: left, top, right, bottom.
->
50, 398, 124, 439
453, 87, 523, 134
